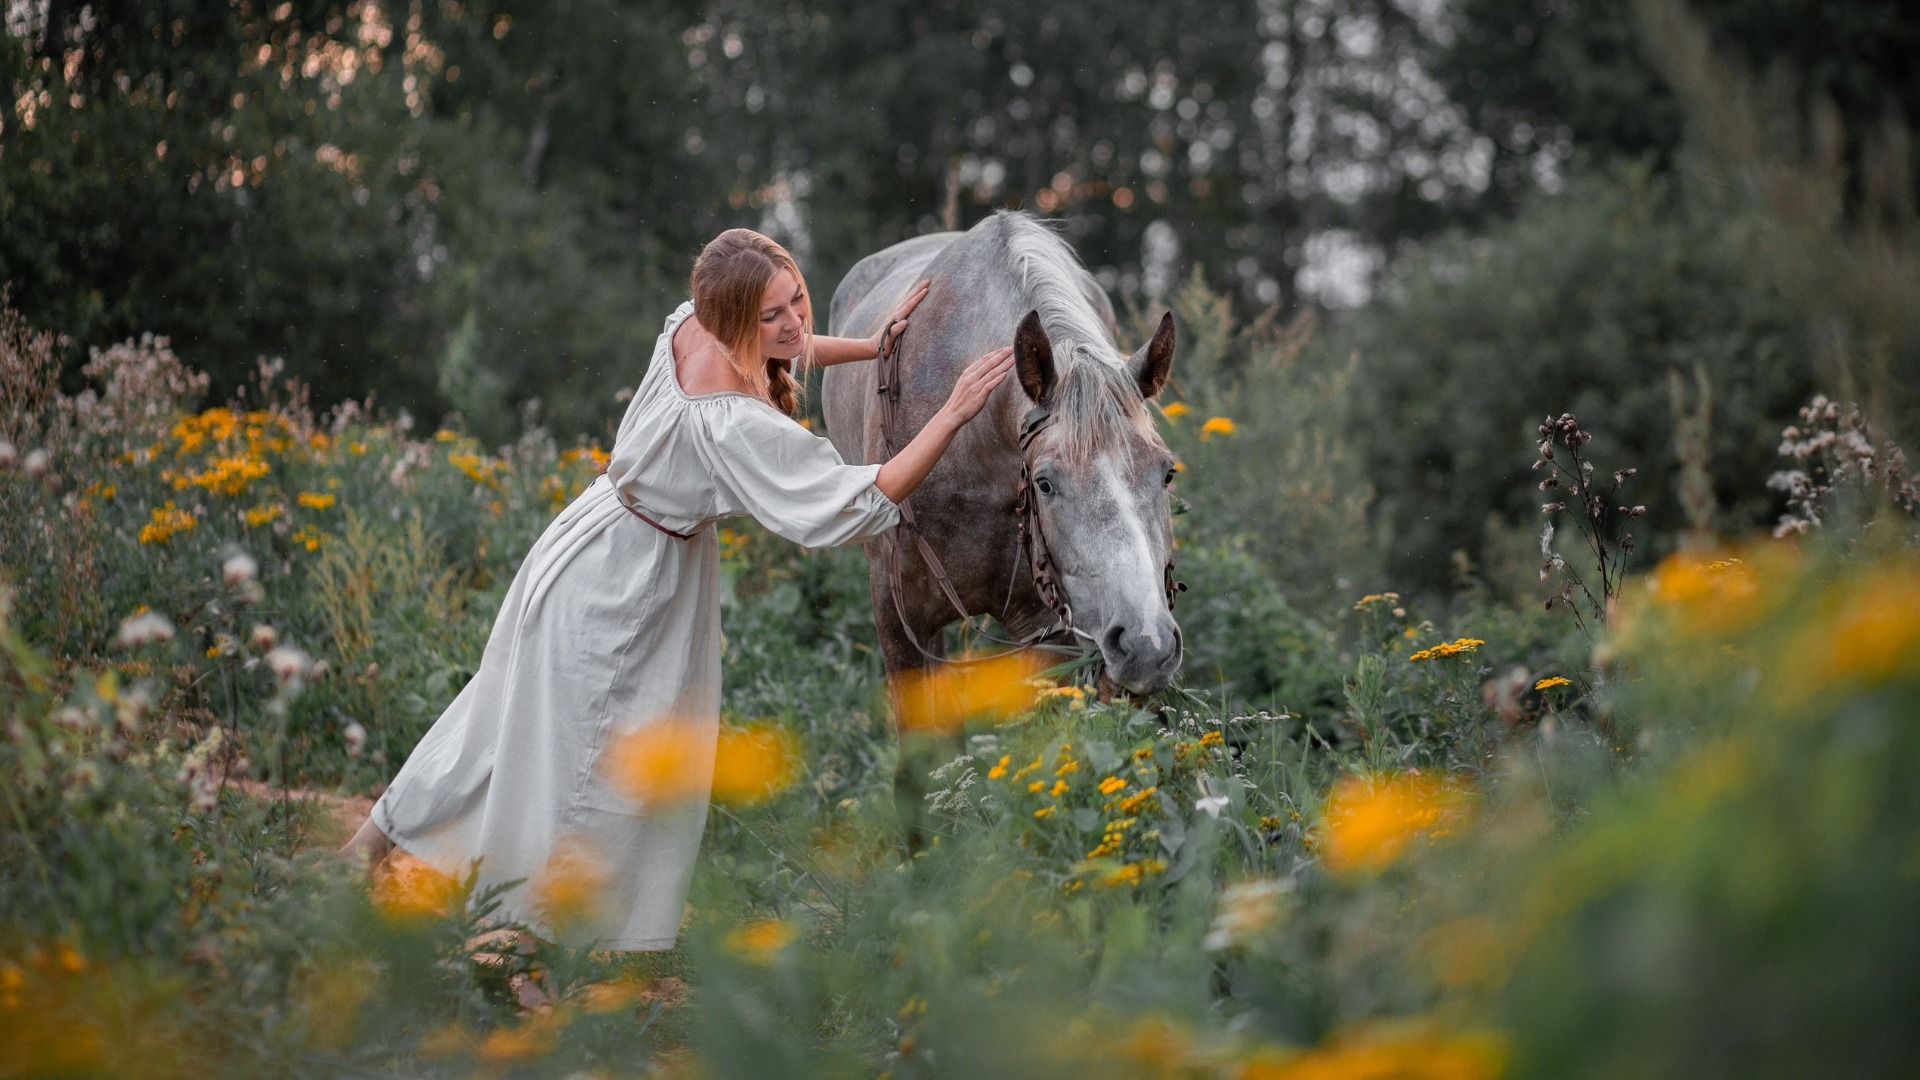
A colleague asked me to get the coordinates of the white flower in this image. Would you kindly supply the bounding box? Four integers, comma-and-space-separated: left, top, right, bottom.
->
266, 644, 313, 683
115, 610, 176, 648
343, 720, 367, 757
1195, 794, 1229, 819
22, 448, 50, 478
221, 551, 259, 588
250, 624, 278, 651
0, 438, 15, 468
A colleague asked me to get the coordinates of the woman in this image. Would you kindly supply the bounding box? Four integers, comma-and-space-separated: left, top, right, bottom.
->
339, 228, 1015, 950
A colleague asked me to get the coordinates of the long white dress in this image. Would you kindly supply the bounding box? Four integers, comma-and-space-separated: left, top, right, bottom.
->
370, 300, 900, 950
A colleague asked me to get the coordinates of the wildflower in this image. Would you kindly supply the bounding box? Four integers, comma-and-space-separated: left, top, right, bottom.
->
1195, 793, 1229, 818
342, 720, 368, 758
243, 502, 283, 526
987, 754, 1012, 780
266, 644, 313, 683
374, 858, 462, 921
1037, 684, 1086, 704
295, 490, 336, 510
290, 524, 324, 551
605, 719, 798, 807
535, 837, 609, 928
0, 438, 14, 468
476, 1018, 559, 1065
250, 624, 278, 650
894, 651, 1046, 733
1409, 638, 1485, 662
1534, 676, 1571, 691
724, 918, 797, 964
22, 448, 50, 478
1353, 592, 1402, 611
1099, 859, 1167, 888
1028, 780, 1045, 793
1117, 785, 1159, 815
1160, 401, 1191, 420
1198, 416, 1236, 440
1034, 805, 1057, 820
1098, 776, 1128, 795
1320, 772, 1471, 876
434, 429, 460, 442
221, 550, 260, 586
1198, 730, 1224, 747
1240, 1021, 1506, 1080
1054, 759, 1080, 778
139, 501, 197, 544
710, 722, 801, 805
115, 609, 176, 648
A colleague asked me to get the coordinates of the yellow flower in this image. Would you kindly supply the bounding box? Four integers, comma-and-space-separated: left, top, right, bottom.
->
1241, 1020, 1506, 1080
534, 837, 609, 928
1160, 401, 1191, 420
1033, 805, 1056, 820
987, 754, 1012, 780
604, 719, 799, 807
138, 501, 196, 544
724, 918, 797, 964
1098, 859, 1167, 888
290, 524, 324, 551
1534, 676, 1571, 691
1037, 684, 1086, 702
1800, 563, 1920, 690
1049, 778, 1069, 797
1353, 592, 1402, 611
243, 502, 284, 527
1098, 776, 1128, 795
1320, 772, 1471, 876
1198, 416, 1236, 440
1028, 780, 1046, 793
295, 491, 336, 510
894, 650, 1046, 734
433, 429, 460, 442
1409, 638, 1485, 662
373, 858, 462, 921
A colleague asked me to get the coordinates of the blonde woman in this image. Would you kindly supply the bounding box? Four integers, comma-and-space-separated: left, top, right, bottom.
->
340, 228, 1015, 950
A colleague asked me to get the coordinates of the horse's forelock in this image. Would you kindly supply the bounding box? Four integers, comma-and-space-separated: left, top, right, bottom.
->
1045, 343, 1163, 468
998, 213, 1161, 467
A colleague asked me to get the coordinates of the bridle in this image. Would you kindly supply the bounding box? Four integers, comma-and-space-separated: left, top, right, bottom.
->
873, 327, 1186, 668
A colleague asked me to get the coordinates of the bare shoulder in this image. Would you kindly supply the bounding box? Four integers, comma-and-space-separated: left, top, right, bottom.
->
672, 316, 753, 397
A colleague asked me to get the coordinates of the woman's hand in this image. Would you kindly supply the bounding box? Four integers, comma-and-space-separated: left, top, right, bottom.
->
874, 345, 1015, 504
870, 279, 931, 359
936, 346, 1017, 428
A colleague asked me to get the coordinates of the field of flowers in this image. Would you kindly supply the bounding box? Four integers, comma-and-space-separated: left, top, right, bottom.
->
3, 297, 1919, 1079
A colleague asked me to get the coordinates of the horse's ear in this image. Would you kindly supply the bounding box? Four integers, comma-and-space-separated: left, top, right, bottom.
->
1014, 309, 1055, 403
1131, 311, 1176, 399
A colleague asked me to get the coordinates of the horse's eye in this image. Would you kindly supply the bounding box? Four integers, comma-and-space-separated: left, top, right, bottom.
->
1034, 477, 1055, 497
1164, 468, 1176, 486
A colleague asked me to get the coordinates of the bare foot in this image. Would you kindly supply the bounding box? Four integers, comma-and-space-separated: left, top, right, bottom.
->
336, 815, 394, 877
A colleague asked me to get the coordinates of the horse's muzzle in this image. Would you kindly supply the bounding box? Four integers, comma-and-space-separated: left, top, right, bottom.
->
1099, 613, 1183, 694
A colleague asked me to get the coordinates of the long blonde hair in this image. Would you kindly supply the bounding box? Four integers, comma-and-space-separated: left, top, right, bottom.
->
690, 229, 810, 416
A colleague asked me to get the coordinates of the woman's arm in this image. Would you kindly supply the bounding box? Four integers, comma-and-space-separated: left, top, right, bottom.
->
874, 346, 1016, 503
808, 280, 931, 368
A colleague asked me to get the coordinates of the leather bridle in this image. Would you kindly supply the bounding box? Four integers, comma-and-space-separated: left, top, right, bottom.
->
873, 327, 1186, 667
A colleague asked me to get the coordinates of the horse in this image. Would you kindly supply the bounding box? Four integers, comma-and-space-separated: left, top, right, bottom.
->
823, 211, 1184, 807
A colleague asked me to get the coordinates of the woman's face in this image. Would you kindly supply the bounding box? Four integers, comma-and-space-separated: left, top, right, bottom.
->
758, 269, 809, 362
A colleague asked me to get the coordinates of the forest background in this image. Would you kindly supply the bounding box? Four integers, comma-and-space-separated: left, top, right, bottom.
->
6, 0, 1917, 590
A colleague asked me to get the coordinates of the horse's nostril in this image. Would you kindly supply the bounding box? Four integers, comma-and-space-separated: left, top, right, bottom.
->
1102, 624, 1128, 658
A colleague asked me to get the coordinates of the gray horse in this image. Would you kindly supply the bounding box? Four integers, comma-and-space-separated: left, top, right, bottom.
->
823, 211, 1184, 712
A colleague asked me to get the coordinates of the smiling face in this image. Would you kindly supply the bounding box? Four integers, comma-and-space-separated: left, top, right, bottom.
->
758, 270, 810, 362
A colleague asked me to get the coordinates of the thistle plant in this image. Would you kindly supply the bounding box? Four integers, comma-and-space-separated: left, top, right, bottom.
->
1768, 395, 1918, 539
1535, 413, 1644, 633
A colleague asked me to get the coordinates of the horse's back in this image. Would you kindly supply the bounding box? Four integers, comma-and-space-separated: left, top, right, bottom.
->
823, 232, 959, 464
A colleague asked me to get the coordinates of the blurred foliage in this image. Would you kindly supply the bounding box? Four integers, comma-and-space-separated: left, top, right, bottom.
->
1344, 164, 1812, 590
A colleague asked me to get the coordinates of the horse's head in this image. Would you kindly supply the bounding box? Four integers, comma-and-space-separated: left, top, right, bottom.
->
1012, 309, 1182, 694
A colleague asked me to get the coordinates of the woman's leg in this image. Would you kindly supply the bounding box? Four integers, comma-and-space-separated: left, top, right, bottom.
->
337, 814, 394, 875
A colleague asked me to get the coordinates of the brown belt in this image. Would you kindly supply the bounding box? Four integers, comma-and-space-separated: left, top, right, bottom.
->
614, 489, 699, 540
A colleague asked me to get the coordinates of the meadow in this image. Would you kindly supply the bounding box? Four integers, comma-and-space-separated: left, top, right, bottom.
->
3, 279, 1918, 1080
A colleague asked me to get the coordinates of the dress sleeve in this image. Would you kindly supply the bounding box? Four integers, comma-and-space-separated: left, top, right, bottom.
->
699, 401, 901, 547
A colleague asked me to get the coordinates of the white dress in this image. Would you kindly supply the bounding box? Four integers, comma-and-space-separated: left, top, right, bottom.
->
370, 300, 900, 950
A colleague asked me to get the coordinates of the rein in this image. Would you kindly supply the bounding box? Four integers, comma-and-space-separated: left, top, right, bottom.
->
873, 329, 1187, 668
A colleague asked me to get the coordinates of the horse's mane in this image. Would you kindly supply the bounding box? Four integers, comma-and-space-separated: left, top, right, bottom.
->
995, 212, 1160, 465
